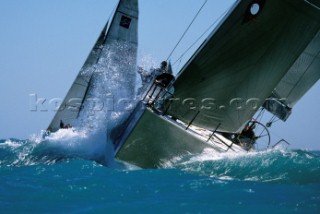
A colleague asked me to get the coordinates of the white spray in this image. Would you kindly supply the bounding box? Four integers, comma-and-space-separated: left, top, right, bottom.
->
73, 40, 138, 166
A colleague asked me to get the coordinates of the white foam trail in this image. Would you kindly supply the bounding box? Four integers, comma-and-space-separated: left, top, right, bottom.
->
164, 147, 287, 169
171, 148, 247, 166
0, 140, 22, 149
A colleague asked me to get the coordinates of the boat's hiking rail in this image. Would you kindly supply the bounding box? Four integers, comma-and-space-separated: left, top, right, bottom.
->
140, 76, 273, 153
142, 73, 175, 113
182, 118, 272, 152
140, 80, 244, 153
272, 139, 291, 149
164, 114, 245, 153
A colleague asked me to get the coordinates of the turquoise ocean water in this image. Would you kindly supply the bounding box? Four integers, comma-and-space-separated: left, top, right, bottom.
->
1, 137, 319, 213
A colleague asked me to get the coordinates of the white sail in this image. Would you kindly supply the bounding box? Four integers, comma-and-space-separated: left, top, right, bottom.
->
277, 30, 320, 108
48, 0, 139, 132
47, 22, 109, 132
263, 30, 320, 121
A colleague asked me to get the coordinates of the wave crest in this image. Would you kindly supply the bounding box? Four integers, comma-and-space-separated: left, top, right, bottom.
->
166, 148, 320, 184
0, 129, 111, 167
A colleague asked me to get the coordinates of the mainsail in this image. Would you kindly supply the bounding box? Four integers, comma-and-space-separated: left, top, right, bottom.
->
167, 0, 320, 133
48, 0, 138, 132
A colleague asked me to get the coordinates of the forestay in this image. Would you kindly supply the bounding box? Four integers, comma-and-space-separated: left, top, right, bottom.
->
168, 0, 320, 133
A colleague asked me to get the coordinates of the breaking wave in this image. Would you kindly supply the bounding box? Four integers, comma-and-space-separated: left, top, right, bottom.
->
61, 40, 140, 166
2, 46, 318, 185
166, 148, 320, 184
0, 129, 114, 167
1, 135, 319, 185
0, 50, 160, 168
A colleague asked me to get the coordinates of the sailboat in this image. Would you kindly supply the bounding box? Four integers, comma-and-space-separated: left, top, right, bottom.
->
47, 0, 139, 134
47, 0, 320, 168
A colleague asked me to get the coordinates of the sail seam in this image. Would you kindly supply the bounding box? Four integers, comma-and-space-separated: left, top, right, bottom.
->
304, 0, 320, 10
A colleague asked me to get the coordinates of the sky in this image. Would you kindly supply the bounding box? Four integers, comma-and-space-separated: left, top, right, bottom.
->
0, 0, 319, 150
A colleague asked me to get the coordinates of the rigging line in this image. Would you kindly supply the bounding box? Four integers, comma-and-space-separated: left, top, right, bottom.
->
172, 17, 214, 66
166, 0, 208, 61
255, 108, 265, 122
172, 1, 235, 67
304, 0, 320, 10
268, 127, 289, 145
254, 109, 288, 146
